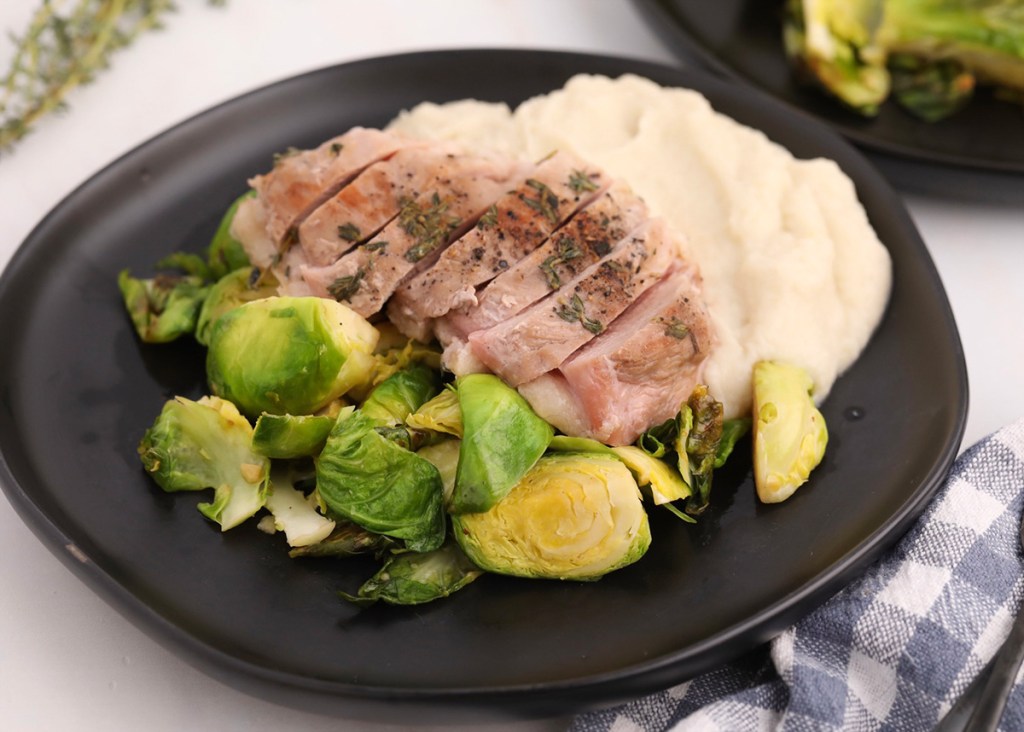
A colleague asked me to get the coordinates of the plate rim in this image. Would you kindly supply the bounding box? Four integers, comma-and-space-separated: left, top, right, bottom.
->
0, 47, 969, 714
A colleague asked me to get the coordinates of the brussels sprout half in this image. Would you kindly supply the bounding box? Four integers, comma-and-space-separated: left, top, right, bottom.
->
118, 269, 210, 344
453, 453, 650, 581
752, 360, 828, 503
206, 296, 379, 417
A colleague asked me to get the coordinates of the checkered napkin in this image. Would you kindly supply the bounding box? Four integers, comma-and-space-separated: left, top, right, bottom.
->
571, 418, 1024, 732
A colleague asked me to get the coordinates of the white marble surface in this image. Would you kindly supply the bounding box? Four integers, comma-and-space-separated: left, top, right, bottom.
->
0, 2, 1021, 730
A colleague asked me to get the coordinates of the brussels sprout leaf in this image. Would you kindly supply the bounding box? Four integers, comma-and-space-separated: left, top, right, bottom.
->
715, 418, 752, 469
340, 541, 483, 607
682, 385, 724, 517
451, 374, 553, 514
288, 521, 395, 559
207, 190, 255, 279
317, 410, 445, 552
195, 267, 278, 346
252, 411, 340, 459
360, 363, 441, 428
405, 387, 463, 437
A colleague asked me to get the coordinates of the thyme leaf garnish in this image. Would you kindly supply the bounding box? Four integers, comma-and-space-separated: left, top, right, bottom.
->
330, 142, 343, 156
568, 169, 599, 194
363, 239, 388, 252
662, 316, 690, 340
659, 315, 700, 352
554, 293, 603, 335
522, 178, 560, 224
337, 222, 361, 242
538, 237, 583, 290
477, 204, 499, 230
327, 267, 365, 302
399, 192, 461, 263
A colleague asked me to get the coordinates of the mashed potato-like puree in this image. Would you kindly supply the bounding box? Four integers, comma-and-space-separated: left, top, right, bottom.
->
388, 74, 892, 417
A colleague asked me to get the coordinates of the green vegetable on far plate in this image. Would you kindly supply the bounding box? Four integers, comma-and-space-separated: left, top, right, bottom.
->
783, 0, 1024, 120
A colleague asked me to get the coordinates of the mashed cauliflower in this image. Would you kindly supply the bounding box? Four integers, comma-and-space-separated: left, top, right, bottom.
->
388, 74, 892, 417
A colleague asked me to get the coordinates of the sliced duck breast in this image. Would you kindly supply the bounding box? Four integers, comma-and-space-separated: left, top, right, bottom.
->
518, 266, 714, 445
387, 152, 607, 325
250, 127, 412, 247
468, 217, 678, 387
301, 151, 531, 318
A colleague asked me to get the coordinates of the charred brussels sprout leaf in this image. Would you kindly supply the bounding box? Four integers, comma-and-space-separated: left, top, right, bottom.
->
195, 267, 278, 346
453, 453, 650, 580
682, 385, 724, 516
137, 396, 269, 530
753, 361, 828, 503
118, 270, 210, 343
316, 410, 445, 552
451, 374, 553, 514
206, 296, 379, 417
341, 541, 483, 606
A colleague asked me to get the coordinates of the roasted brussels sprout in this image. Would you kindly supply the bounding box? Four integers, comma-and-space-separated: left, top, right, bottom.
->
453, 453, 650, 581
206, 296, 379, 417
752, 361, 828, 503
316, 409, 445, 552
118, 270, 210, 344
450, 374, 553, 514
137, 396, 269, 530
287, 521, 394, 559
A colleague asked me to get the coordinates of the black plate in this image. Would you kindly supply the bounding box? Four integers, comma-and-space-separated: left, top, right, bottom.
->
633, 0, 1024, 202
0, 50, 966, 722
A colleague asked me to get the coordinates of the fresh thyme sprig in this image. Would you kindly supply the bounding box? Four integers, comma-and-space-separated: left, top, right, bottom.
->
0, 0, 181, 154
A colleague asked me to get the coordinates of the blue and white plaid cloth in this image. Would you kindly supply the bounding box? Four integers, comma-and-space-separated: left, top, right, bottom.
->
572, 418, 1024, 732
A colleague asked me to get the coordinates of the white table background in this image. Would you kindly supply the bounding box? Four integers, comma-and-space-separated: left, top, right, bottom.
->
0, 2, 1021, 730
